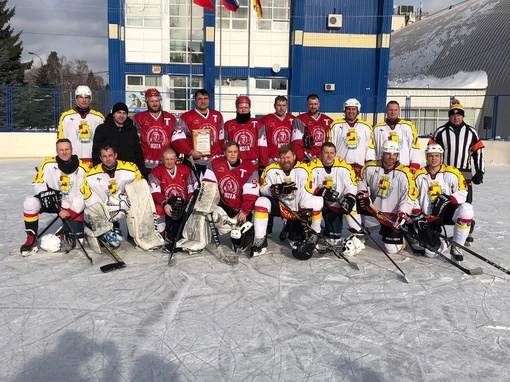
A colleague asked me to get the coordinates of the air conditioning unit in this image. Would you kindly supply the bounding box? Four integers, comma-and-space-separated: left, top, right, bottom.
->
327, 14, 342, 29
324, 83, 335, 92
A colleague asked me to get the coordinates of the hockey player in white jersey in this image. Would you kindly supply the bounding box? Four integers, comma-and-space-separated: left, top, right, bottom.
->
20, 139, 89, 256
356, 140, 418, 254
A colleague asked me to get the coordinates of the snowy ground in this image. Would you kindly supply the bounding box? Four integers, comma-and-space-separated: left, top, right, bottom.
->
1, 159, 509, 382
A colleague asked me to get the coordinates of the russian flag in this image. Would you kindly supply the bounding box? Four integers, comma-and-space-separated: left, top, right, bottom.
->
193, 0, 215, 11
222, 0, 239, 12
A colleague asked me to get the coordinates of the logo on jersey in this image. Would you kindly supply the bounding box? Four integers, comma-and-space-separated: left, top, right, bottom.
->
163, 184, 186, 200
219, 176, 239, 200
344, 128, 360, 149
388, 132, 401, 146
311, 127, 326, 147
377, 175, 392, 199
235, 130, 255, 152
59, 173, 71, 194
428, 181, 443, 202
272, 126, 291, 147
147, 126, 169, 149
108, 180, 118, 196
78, 119, 91, 142
322, 175, 334, 189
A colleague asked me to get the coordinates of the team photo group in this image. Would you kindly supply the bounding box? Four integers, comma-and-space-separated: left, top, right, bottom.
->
19, 85, 485, 270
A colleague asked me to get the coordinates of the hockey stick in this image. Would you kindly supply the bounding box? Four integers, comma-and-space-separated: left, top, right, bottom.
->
84, 221, 126, 272
368, 205, 483, 276
439, 234, 510, 276
37, 215, 60, 238
278, 200, 359, 270
347, 210, 410, 283
62, 218, 93, 264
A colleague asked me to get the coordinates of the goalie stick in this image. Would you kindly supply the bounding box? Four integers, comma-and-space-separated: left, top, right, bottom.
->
61, 218, 93, 264
84, 222, 126, 272
278, 200, 359, 270
368, 205, 483, 277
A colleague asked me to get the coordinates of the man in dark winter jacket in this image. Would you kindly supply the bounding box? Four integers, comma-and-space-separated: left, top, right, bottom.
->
92, 102, 147, 177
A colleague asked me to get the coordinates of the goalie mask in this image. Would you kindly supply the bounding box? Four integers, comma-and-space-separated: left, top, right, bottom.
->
230, 221, 254, 251
167, 196, 186, 221
342, 235, 365, 257
40, 234, 61, 253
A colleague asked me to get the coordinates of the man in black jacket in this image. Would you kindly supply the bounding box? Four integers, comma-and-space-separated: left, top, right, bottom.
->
92, 102, 147, 177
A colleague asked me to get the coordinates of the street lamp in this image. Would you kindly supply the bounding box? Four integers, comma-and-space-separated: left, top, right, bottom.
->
28, 51, 44, 67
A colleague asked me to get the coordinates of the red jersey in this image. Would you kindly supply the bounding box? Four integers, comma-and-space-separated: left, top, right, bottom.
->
148, 163, 197, 207
291, 113, 332, 161
260, 113, 294, 163
171, 109, 225, 164
224, 118, 269, 167
203, 158, 259, 214
134, 111, 176, 169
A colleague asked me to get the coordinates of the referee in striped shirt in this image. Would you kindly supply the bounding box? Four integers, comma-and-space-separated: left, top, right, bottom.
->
430, 99, 484, 244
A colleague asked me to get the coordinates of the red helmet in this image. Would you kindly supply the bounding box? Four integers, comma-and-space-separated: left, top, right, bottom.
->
145, 88, 161, 100
236, 95, 251, 106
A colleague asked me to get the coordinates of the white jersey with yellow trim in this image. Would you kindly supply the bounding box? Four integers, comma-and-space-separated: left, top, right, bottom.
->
373, 119, 420, 170
329, 118, 375, 166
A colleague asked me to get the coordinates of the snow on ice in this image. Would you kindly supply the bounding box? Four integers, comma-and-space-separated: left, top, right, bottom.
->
1, 159, 509, 381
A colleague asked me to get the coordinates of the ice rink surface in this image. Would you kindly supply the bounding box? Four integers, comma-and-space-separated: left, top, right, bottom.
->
1, 159, 509, 381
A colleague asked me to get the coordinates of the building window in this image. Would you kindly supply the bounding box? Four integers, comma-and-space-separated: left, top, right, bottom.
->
127, 76, 143, 86
254, 78, 288, 90
215, 78, 248, 87
169, 75, 204, 111
145, 76, 162, 87
127, 75, 162, 87
217, 0, 249, 30
256, 0, 290, 31
170, 1, 205, 63
126, 0, 162, 27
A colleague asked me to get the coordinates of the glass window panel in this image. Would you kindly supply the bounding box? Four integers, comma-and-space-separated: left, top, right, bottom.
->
273, 21, 289, 31
272, 79, 287, 90
127, 76, 143, 86
145, 17, 161, 27
145, 76, 162, 86
127, 17, 143, 26
231, 78, 247, 87
273, 8, 288, 19
258, 20, 271, 30
256, 79, 270, 89
232, 20, 247, 29
170, 53, 186, 62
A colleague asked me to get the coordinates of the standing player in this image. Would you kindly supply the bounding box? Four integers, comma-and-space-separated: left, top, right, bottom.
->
430, 99, 484, 244
224, 96, 269, 169
20, 139, 89, 256
413, 144, 474, 260
291, 94, 332, 162
171, 89, 225, 175
356, 140, 418, 254
305, 143, 361, 246
133, 88, 176, 170
57, 85, 104, 164
259, 95, 294, 165
373, 101, 420, 173
149, 148, 198, 251
329, 98, 375, 180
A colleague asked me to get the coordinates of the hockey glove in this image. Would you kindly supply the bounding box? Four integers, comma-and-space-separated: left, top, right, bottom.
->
431, 194, 452, 218
317, 187, 340, 202
302, 132, 314, 149
270, 182, 297, 198
356, 190, 371, 210
472, 171, 484, 185
410, 212, 428, 232
37, 189, 62, 213
339, 194, 356, 214
393, 211, 409, 230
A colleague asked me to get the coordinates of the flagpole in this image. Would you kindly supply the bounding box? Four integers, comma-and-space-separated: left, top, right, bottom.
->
218, 4, 223, 111
189, 2, 193, 106
246, 0, 251, 96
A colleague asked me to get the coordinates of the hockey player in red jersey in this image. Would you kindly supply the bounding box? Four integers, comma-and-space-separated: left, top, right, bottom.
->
203, 141, 259, 224
259, 95, 294, 164
149, 148, 198, 251
133, 88, 177, 170
291, 94, 332, 162
224, 96, 269, 169
171, 89, 225, 174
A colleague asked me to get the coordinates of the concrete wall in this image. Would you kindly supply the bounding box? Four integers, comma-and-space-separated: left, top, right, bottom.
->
1, 133, 509, 166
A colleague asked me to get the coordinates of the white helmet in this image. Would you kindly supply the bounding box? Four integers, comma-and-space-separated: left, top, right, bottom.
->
342, 235, 365, 257
343, 98, 361, 111
382, 140, 400, 154
40, 234, 61, 253
425, 143, 444, 155
75, 85, 92, 99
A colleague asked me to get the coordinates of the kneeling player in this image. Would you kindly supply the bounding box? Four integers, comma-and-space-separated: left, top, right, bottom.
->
21, 139, 88, 256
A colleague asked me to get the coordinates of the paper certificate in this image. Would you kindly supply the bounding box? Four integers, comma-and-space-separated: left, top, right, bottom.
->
193, 129, 211, 155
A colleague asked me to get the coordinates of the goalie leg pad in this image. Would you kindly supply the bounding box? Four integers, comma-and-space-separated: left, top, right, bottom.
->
194, 181, 221, 214
85, 203, 113, 237
125, 179, 164, 250
84, 225, 102, 254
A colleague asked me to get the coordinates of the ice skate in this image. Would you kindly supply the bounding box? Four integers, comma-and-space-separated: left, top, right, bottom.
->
20, 230, 38, 257
250, 237, 267, 258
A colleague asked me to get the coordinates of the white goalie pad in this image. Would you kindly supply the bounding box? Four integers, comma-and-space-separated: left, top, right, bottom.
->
212, 207, 238, 235
194, 181, 221, 214
84, 225, 102, 254
125, 179, 165, 250
105, 192, 130, 222
85, 202, 113, 237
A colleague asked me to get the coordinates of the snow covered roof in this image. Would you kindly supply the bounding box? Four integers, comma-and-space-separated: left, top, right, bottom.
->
389, 0, 510, 94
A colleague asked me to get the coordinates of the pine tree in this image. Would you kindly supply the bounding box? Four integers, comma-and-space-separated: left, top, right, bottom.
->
0, 0, 31, 85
